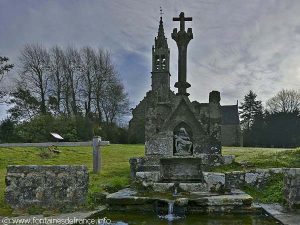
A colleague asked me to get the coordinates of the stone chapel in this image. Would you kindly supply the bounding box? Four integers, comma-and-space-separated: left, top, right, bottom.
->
128, 14, 242, 147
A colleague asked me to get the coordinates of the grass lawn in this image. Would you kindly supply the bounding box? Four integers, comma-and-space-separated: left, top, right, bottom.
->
0, 144, 144, 216
0, 145, 300, 216
217, 147, 300, 172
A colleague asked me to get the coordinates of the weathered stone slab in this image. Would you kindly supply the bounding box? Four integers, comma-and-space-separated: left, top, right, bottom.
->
245, 170, 271, 187
160, 157, 203, 182
129, 157, 144, 178
152, 183, 175, 192
225, 171, 245, 190
205, 193, 252, 206
179, 183, 208, 192
198, 154, 227, 170
5, 165, 88, 210
106, 188, 154, 205
145, 136, 173, 156
203, 172, 225, 192
136, 171, 160, 182
223, 155, 235, 165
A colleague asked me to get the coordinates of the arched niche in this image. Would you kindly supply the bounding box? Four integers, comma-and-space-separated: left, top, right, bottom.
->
173, 122, 193, 156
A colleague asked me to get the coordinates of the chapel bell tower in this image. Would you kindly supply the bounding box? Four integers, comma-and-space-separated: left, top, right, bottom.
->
151, 14, 171, 92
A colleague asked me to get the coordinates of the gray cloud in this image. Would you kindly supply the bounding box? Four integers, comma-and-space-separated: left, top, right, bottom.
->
1, 0, 300, 118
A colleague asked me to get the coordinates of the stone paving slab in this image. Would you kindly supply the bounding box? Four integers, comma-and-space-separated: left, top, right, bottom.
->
258, 203, 300, 225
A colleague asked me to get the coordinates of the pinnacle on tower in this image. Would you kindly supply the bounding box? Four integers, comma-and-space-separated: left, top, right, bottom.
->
155, 16, 168, 49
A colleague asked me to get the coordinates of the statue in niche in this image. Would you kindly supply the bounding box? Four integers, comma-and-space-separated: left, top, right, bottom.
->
174, 127, 193, 155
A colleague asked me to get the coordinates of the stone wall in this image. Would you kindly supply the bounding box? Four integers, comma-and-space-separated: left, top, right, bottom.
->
283, 168, 300, 210
134, 169, 285, 194
225, 168, 283, 190
128, 93, 148, 143
5, 165, 89, 210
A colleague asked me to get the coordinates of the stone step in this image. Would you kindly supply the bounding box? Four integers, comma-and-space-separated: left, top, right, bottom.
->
106, 188, 254, 213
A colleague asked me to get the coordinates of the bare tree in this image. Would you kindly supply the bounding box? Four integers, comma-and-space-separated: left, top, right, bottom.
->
266, 89, 300, 113
92, 49, 112, 122
62, 47, 81, 115
49, 46, 64, 114
12, 44, 129, 126
80, 47, 96, 116
18, 44, 50, 114
101, 79, 129, 124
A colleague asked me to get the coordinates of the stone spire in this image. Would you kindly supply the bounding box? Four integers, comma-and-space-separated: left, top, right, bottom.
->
155, 16, 168, 49
152, 11, 170, 73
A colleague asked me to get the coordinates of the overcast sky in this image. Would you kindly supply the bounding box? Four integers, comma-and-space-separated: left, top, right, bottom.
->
1, 0, 300, 120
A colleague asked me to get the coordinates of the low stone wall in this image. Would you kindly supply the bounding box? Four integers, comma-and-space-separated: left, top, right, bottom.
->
283, 168, 300, 210
225, 168, 283, 190
135, 169, 284, 193
5, 165, 89, 210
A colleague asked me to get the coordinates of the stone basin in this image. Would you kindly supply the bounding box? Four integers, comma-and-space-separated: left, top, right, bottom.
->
106, 188, 254, 213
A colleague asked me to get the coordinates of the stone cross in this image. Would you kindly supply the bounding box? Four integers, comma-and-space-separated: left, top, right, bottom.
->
92, 136, 109, 173
172, 12, 193, 96
160, 6, 164, 17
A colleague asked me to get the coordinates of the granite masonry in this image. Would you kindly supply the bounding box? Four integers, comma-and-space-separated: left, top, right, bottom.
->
5, 165, 89, 210
225, 168, 283, 190
283, 168, 300, 210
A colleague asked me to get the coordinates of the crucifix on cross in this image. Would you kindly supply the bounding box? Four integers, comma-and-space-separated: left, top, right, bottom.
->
173, 12, 192, 32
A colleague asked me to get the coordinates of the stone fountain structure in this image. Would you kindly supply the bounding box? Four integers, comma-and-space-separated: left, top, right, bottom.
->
106, 12, 253, 214
128, 11, 234, 190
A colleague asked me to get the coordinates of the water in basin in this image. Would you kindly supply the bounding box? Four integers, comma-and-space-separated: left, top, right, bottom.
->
93, 210, 281, 225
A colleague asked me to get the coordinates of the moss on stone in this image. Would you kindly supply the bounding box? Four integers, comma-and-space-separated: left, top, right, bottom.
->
241, 173, 283, 203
